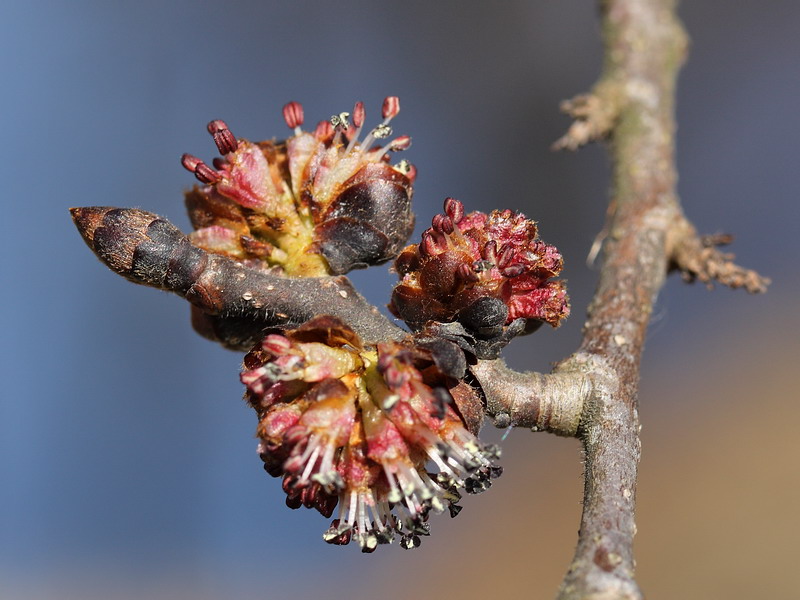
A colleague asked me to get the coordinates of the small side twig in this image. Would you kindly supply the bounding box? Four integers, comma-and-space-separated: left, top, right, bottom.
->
471, 359, 590, 437
552, 82, 623, 151
668, 217, 770, 293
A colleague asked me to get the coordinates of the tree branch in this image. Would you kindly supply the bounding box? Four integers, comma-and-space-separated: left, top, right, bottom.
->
474, 0, 762, 596
550, 1, 689, 596
471, 358, 591, 438
71, 206, 406, 349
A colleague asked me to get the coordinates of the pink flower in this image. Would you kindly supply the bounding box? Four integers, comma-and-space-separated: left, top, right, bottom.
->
390, 198, 570, 342
240, 316, 501, 552
180, 99, 416, 276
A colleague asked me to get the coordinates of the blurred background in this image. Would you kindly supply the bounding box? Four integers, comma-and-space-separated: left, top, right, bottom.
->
2, 1, 798, 598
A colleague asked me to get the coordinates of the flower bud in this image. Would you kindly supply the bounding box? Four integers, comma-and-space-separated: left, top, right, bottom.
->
389, 199, 570, 355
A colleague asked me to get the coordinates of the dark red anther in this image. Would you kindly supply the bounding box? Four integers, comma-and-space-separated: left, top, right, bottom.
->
352, 101, 365, 128
456, 263, 479, 283
441, 216, 454, 234
382, 96, 400, 119
181, 153, 221, 184
181, 153, 202, 172
482, 240, 497, 262
420, 231, 438, 258
194, 162, 221, 184
444, 197, 464, 224
207, 120, 238, 154
501, 264, 526, 278
300, 485, 315, 507
212, 157, 227, 170
497, 243, 515, 268
388, 135, 411, 151
314, 120, 333, 140
282, 101, 304, 129
282, 475, 297, 494
429, 230, 448, 252
316, 494, 337, 519
431, 214, 454, 235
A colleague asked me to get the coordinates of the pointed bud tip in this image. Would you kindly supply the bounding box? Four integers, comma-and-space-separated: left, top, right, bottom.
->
70, 206, 113, 244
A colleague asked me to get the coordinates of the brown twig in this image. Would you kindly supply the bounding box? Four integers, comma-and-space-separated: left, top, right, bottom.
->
71, 207, 406, 349
668, 216, 770, 293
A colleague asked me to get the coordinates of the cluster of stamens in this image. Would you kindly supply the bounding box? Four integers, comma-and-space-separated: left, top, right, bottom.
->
179, 98, 416, 276
240, 316, 501, 552
390, 198, 570, 344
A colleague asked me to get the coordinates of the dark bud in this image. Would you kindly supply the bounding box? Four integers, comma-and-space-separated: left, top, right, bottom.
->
394, 246, 421, 276
457, 296, 509, 337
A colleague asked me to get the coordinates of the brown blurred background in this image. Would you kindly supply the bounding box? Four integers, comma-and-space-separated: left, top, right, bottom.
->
2, 1, 798, 599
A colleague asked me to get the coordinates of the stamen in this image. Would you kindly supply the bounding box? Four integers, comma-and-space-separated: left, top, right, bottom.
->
372, 123, 393, 139
387, 135, 412, 152
497, 243, 515, 268
352, 101, 365, 128
432, 214, 454, 235
313, 120, 333, 140
330, 112, 350, 130
345, 101, 366, 153
444, 197, 465, 224
282, 101, 304, 135
181, 153, 221, 184
206, 120, 238, 154
382, 96, 400, 120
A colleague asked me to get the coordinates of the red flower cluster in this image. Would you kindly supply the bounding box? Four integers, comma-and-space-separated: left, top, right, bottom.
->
180, 98, 416, 276
240, 316, 501, 552
390, 198, 569, 340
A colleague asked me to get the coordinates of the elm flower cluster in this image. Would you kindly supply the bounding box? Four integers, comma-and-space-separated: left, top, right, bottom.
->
240, 316, 501, 552
390, 198, 569, 344
180, 97, 415, 277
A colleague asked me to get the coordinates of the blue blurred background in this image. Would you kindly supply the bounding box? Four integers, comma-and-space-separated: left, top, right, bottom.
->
2, 1, 798, 598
